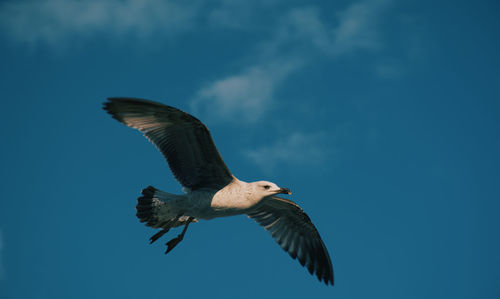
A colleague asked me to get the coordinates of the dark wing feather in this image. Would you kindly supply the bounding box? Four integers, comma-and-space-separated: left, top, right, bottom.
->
247, 196, 334, 285
103, 97, 233, 190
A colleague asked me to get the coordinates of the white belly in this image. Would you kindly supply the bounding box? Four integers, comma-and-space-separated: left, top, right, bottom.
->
185, 187, 253, 220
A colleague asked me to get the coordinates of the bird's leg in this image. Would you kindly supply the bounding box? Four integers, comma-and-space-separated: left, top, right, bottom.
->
150, 227, 171, 244
150, 215, 182, 244
165, 216, 195, 254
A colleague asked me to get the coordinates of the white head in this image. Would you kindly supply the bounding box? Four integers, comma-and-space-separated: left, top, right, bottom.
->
250, 181, 292, 199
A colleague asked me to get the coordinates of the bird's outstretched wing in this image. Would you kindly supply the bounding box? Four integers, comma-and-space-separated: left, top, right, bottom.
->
103, 97, 233, 190
247, 196, 334, 285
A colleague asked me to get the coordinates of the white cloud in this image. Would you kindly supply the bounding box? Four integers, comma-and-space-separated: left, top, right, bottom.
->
192, 0, 391, 123
0, 0, 199, 45
191, 59, 302, 123
270, 0, 388, 57
243, 132, 327, 174
0, 0, 389, 52
332, 0, 388, 54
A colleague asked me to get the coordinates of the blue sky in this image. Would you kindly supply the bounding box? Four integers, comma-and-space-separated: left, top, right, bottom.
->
1, 0, 499, 298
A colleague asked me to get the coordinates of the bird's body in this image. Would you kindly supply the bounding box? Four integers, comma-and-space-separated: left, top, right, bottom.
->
145, 177, 263, 221
104, 97, 334, 285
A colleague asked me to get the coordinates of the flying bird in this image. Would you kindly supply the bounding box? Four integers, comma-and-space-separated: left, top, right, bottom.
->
103, 97, 334, 285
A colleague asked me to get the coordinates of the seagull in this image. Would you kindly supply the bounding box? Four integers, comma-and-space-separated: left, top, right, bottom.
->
103, 97, 334, 285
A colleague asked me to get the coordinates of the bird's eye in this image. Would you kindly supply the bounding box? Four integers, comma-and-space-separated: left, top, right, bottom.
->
264, 185, 270, 190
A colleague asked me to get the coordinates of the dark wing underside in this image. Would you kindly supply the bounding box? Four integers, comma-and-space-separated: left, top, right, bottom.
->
103, 97, 233, 190
247, 196, 334, 285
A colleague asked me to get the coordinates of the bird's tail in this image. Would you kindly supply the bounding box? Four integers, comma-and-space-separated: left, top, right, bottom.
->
136, 186, 161, 226
136, 186, 196, 229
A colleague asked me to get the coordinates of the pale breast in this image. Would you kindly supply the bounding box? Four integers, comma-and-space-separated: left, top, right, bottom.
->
185, 181, 252, 219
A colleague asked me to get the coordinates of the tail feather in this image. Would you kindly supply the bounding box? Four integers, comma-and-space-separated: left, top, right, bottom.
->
136, 186, 198, 230
136, 186, 161, 227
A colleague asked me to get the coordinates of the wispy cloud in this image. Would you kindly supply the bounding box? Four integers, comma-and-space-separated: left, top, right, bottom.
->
331, 0, 388, 54
192, 0, 391, 123
0, 0, 199, 45
191, 59, 302, 123
266, 0, 389, 56
0, 0, 390, 52
243, 132, 328, 174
